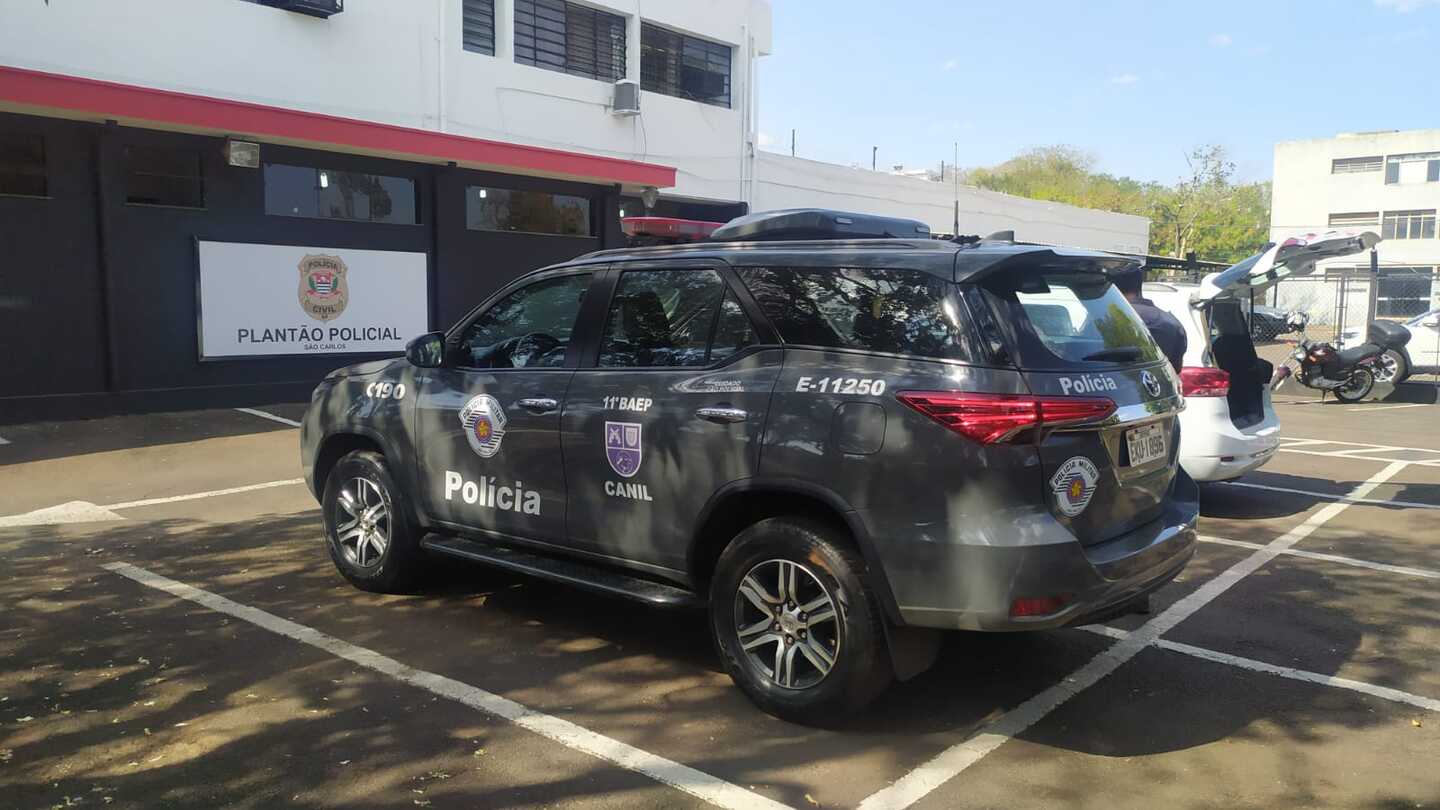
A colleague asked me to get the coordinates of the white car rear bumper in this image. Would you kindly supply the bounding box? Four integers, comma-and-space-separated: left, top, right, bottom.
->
1177, 392, 1281, 482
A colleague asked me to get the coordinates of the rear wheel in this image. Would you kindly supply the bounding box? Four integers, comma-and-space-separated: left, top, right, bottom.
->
322, 450, 425, 593
1374, 349, 1408, 384
1334, 368, 1375, 403
709, 517, 892, 724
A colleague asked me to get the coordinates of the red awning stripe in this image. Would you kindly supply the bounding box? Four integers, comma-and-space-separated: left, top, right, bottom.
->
0, 65, 675, 188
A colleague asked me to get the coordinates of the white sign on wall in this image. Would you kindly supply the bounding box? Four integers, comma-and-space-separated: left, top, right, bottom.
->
197, 241, 428, 359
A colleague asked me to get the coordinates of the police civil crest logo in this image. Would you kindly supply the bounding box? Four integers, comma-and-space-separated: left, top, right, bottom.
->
1050, 456, 1100, 517
297, 254, 350, 322
459, 394, 507, 458
604, 421, 643, 478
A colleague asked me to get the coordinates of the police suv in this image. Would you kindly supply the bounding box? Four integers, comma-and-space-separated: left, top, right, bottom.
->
301, 209, 1198, 722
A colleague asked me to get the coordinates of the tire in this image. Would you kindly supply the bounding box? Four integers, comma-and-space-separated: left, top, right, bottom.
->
709, 517, 892, 724
321, 449, 425, 593
1334, 368, 1375, 403
1375, 349, 1408, 384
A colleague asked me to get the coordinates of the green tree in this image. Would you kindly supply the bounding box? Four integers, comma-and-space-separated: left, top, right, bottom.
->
964, 144, 1270, 263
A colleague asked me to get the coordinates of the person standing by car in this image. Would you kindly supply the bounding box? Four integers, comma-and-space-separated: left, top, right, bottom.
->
1114, 265, 1187, 372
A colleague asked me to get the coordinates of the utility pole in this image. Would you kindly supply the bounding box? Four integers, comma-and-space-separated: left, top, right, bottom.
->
952, 141, 960, 236
872, 146, 877, 172
790, 129, 796, 157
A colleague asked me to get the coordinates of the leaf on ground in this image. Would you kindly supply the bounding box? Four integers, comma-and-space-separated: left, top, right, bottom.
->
805, 793, 819, 806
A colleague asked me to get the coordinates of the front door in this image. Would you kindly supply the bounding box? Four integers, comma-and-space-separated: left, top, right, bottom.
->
561, 264, 781, 574
416, 271, 594, 544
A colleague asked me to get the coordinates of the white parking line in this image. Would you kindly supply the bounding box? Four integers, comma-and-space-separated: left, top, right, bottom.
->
103, 479, 306, 511
1279, 448, 1440, 467
1079, 626, 1440, 714
0, 480, 308, 527
1280, 437, 1440, 456
234, 407, 303, 428
1347, 403, 1431, 412
857, 460, 1408, 810
1217, 481, 1440, 511
1200, 536, 1440, 579
101, 562, 788, 810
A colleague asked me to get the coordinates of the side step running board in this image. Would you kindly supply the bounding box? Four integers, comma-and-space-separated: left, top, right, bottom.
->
420, 534, 703, 609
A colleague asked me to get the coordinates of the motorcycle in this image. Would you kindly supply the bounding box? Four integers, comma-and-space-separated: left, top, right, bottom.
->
1270, 320, 1413, 402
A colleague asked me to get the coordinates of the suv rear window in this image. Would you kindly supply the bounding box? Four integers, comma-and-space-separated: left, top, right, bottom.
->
738, 266, 981, 361
985, 271, 1161, 367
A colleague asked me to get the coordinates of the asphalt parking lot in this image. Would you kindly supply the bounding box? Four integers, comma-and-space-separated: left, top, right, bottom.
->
2, 398, 1438, 809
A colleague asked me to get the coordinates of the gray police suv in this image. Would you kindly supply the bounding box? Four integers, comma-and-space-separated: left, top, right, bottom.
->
301, 209, 1198, 723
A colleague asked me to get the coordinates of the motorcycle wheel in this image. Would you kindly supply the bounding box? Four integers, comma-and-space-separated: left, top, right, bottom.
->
1375, 349, 1408, 384
1334, 368, 1375, 403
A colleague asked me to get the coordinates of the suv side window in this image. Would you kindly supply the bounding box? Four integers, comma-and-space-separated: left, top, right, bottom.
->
599, 269, 752, 367
458, 273, 590, 369
738, 266, 981, 361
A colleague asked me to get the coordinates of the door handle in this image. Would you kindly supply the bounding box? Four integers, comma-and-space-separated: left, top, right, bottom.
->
696, 406, 748, 424
517, 397, 559, 414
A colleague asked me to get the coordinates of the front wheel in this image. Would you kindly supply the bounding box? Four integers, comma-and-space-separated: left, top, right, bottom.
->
709, 517, 892, 724
1334, 368, 1375, 403
322, 449, 425, 593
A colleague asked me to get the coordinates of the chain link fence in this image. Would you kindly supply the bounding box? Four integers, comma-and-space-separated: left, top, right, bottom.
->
1264, 264, 1440, 385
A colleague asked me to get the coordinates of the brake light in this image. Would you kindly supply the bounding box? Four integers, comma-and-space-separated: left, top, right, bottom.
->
1179, 367, 1230, 397
896, 392, 1116, 444
1010, 594, 1074, 618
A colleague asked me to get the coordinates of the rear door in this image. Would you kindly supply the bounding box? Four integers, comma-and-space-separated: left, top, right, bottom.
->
979, 265, 1183, 544
560, 261, 781, 573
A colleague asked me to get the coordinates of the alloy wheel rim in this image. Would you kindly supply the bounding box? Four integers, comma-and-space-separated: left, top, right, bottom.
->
733, 559, 840, 690
335, 477, 390, 568
1376, 353, 1399, 382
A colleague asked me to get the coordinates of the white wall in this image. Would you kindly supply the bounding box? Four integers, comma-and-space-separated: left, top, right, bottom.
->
0, 0, 772, 201
1271, 130, 1440, 329
753, 152, 1151, 253
1272, 130, 1440, 270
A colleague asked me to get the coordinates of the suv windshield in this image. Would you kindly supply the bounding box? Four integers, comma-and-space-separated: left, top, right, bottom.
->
988, 270, 1161, 368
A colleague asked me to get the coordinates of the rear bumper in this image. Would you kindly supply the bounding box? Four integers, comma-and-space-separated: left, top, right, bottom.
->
1178, 394, 1280, 482
874, 471, 1199, 632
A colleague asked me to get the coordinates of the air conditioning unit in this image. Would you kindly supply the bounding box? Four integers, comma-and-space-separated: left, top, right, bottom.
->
259, 0, 344, 19
612, 80, 641, 117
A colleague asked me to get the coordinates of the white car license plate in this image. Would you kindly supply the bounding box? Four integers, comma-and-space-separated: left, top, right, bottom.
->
1126, 423, 1166, 466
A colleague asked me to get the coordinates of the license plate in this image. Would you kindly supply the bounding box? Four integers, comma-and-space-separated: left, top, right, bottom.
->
1126, 423, 1166, 466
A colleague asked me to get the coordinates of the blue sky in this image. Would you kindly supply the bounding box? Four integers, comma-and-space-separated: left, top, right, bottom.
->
756, 0, 1440, 184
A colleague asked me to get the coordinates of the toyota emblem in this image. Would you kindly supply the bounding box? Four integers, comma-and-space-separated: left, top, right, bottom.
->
1141, 370, 1161, 398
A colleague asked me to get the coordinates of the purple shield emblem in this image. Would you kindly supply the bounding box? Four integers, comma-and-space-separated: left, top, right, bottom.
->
605, 421, 643, 478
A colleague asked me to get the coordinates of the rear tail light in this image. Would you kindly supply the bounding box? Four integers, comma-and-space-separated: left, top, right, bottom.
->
1179, 367, 1230, 397
1010, 594, 1074, 618
896, 392, 1116, 444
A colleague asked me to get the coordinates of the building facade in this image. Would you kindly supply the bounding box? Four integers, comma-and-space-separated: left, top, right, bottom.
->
1270, 130, 1440, 335
0, 0, 1147, 420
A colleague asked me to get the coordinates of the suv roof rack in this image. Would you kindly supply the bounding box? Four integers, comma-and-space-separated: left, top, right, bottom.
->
708, 208, 932, 242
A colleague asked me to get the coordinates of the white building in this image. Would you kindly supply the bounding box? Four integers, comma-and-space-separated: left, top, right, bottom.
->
1270, 130, 1440, 333
0, 0, 1147, 418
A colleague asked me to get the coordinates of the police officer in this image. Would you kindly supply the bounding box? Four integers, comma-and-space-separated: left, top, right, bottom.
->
1113, 265, 1187, 372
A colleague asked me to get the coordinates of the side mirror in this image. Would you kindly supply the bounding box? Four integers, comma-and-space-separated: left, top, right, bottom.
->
1423, 317, 1440, 329
405, 331, 447, 368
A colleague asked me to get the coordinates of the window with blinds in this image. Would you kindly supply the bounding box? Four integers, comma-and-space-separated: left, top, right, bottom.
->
462, 0, 495, 55
1331, 156, 1382, 174
641, 23, 732, 108
1328, 212, 1380, 228
515, 0, 627, 82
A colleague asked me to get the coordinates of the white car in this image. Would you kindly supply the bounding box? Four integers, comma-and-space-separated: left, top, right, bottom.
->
1338, 308, 1440, 383
1143, 231, 1379, 481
